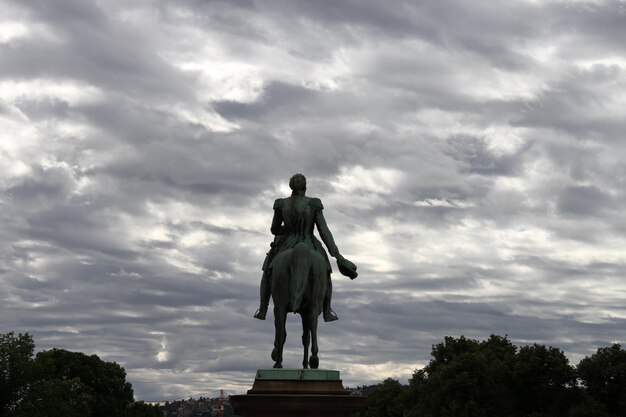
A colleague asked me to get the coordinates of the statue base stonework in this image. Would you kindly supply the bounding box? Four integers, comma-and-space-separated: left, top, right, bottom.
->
231, 369, 365, 417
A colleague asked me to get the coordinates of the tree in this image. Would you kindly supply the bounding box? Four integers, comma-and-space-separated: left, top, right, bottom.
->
31, 348, 135, 417
577, 344, 626, 416
568, 397, 609, 417
406, 335, 518, 417
0, 332, 163, 417
128, 401, 164, 417
0, 333, 35, 416
357, 378, 406, 417
12, 377, 92, 417
511, 344, 577, 417
405, 335, 582, 417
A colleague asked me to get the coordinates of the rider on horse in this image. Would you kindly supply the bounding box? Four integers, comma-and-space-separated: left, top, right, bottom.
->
254, 173, 351, 322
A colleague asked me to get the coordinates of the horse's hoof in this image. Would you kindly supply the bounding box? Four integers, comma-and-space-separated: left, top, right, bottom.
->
302, 362, 309, 369
309, 355, 319, 369
273, 363, 283, 369
271, 349, 278, 362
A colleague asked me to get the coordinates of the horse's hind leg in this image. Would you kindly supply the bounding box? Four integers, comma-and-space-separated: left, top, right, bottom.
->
308, 312, 320, 369
272, 305, 287, 368
301, 314, 310, 369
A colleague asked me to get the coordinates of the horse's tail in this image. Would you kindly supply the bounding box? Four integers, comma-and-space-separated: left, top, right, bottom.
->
290, 243, 310, 312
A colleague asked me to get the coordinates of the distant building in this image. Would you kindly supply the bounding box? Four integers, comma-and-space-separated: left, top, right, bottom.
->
161, 396, 233, 417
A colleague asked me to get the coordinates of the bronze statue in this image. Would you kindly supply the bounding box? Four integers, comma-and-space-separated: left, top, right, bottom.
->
254, 174, 357, 368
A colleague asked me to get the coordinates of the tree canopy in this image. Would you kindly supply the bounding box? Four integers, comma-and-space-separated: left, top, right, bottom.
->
0, 333, 35, 416
358, 335, 626, 417
577, 344, 626, 416
0, 333, 162, 417
359, 378, 407, 417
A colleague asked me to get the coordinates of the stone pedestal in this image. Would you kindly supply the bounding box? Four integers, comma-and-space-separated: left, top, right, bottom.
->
231, 369, 365, 417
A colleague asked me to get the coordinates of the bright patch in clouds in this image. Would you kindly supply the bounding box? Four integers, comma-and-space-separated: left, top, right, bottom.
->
157, 339, 170, 363
332, 166, 404, 195
0, 79, 104, 104
0, 21, 28, 43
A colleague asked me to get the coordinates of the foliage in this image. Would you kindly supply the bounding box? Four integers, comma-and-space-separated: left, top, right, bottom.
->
362, 335, 620, 417
568, 397, 609, 417
0, 333, 163, 417
406, 335, 518, 417
511, 344, 578, 417
128, 401, 165, 417
30, 348, 134, 417
357, 378, 406, 417
577, 344, 626, 417
0, 333, 35, 416
12, 377, 92, 417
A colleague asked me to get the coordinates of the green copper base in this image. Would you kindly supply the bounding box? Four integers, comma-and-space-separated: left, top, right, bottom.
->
255, 368, 340, 381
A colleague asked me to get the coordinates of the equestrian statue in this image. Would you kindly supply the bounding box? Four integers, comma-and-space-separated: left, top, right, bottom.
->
254, 173, 358, 369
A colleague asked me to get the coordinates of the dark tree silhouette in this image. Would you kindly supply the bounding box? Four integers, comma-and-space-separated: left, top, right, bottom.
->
0, 333, 35, 416
0, 333, 163, 417
406, 335, 518, 417
511, 344, 578, 417
577, 344, 626, 417
358, 378, 406, 417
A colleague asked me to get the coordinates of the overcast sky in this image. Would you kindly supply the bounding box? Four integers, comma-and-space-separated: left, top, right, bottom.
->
2, 0, 626, 401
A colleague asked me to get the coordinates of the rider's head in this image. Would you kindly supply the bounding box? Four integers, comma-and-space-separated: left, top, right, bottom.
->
289, 173, 307, 193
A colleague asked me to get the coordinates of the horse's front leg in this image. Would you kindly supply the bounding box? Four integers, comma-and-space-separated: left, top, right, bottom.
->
272, 305, 287, 368
301, 313, 310, 369
308, 311, 320, 369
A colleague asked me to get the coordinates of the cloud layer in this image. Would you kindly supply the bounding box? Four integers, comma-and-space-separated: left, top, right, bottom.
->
2, 0, 625, 400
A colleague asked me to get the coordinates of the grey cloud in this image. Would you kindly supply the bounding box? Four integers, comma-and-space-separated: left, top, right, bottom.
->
446, 135, 527, 177
267, 0, 420, 36
557, 185, 613, 216
550, 1, 626, 55
2, 0, 195, 101
327, 295, 626, 373
8, 165, 74, 202
512, 67, 626, 141
25, 210, 138, 259
14, 97, 70, 121
214, 82, 318, 120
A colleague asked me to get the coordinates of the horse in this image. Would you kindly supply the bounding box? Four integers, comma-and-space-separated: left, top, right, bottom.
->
268, 242, 328, 369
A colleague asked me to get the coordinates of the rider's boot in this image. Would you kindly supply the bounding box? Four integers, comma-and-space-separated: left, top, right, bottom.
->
323, 307, 338, 322
254, 270, 271, 320
323, 277, 338, 322
254, 304, 268, 320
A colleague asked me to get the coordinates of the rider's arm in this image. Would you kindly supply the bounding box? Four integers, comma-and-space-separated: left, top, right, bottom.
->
312, 198, 342, 259
271, 198, 285, 235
